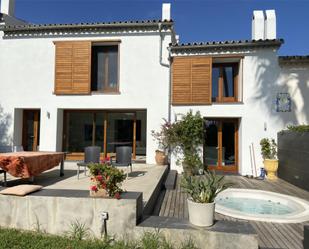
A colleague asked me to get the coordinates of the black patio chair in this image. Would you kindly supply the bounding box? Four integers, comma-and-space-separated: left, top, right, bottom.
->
0, 170, 7, 187
76, 146, 101, 179
111, 146, 132, 178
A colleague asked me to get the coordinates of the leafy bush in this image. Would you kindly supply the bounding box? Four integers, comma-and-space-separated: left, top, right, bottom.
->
181, 171, 232, 203
287, 124, 309, 132
88, 163, 126, 198
260, 138, 277, 160
152, 110, 204, 175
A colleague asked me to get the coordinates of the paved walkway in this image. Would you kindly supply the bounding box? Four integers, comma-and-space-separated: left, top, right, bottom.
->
156, 175, 309, 249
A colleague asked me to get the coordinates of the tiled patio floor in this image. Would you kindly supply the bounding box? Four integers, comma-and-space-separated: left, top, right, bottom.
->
2, 162, 167, 206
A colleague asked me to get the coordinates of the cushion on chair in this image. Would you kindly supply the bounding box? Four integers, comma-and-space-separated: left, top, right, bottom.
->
0, 184, 42, 196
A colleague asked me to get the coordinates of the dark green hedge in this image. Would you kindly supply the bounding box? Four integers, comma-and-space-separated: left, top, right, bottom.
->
286, 125, 309, 132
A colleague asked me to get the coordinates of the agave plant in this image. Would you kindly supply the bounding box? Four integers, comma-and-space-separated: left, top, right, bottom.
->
181, 171, 232, 203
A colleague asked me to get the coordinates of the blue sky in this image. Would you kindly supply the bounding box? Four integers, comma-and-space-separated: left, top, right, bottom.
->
4, 0, 309, 55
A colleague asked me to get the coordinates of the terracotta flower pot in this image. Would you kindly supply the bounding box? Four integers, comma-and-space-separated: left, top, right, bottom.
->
155, 150, 167, 165
89, 178, 108, 197
90, 188, 108, 198
264, 159, 279, 180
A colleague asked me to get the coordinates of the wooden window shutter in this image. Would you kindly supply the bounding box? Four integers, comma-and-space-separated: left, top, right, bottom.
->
191, 57, 212, 104
54, 41, 91, 95
172, 56, 212, 105
172, 57, 192, 104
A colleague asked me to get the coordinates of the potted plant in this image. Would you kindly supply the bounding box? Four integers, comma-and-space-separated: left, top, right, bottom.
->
181, 171, 231, 227
260, 138, 278, 180
88, 163, 126, 198
151, 120, 171, 165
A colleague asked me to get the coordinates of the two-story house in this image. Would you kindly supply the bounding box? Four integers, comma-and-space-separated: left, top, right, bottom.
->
0, 1, 308, 176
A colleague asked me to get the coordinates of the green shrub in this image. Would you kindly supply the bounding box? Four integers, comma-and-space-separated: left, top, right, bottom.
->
287, 124, 309, 132
260, 138, 277, 160
181, 171, 232, 203
152, 110, 204, 176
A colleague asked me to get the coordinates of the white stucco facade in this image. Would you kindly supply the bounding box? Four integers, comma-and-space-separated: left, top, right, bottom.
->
0, 28, 172, 164
170, 47, 309, 175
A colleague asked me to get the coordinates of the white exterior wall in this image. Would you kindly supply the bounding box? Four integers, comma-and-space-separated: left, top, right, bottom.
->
171, 48, 309, 175
0, 30, 172, 164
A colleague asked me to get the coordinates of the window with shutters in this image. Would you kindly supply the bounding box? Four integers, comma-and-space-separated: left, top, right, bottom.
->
212, 63, 239, 102
54, 41, 120, 95
91, 45, 119, 93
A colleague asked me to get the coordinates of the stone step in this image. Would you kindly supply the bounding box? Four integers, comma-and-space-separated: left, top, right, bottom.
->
164, 170, 177, 190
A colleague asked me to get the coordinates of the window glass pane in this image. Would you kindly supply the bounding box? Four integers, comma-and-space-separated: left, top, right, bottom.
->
136, 111, 147, 156
106, 113, 134, 154
91, 45, 118, 92
95, 113, 104, 153
66, 112, 94, 152
222, 122, 235, 166
108, 46, 118, 89
203, 120, 219, 166
212, 67, 219, 102
222, 66, 234, 97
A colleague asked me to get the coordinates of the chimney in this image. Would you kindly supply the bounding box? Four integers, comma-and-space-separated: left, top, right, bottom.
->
264, 10, 276, 39
1, 0, 15, 16
162, 3, 171, 21
175, 35, 180, 44
252, 10, 264, 40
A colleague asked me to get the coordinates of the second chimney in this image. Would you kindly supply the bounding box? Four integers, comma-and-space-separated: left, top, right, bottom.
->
1, 0, 15, 16
265, 10, 276, 39
162, 3, 171, 21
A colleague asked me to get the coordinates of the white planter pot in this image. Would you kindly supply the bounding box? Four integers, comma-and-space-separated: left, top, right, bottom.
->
187, 198, 215, 227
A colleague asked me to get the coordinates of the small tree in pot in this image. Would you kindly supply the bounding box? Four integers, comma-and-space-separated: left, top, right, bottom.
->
181, 171, 232, 227
152, 110, 204, 174
151, 119, 171, 165
260, 138, 278, 180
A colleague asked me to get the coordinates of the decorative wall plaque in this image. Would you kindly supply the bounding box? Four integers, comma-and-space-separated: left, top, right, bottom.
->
276, 93, 291, 112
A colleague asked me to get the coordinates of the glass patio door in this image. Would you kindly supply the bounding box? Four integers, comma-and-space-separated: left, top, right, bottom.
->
63, 110, 147, 160
203, 119, 238, 172
106, 112, 135, 155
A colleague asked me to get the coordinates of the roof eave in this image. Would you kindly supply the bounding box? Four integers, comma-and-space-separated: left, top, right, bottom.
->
279, 56, 309, 65
170, 39, 284, 52
1, 20, 174, 33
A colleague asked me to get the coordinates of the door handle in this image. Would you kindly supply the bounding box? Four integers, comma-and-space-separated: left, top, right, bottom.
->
216, 147, 219, 149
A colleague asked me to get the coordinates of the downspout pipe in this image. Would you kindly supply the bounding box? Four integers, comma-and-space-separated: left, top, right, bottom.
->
158, 23, 169, 68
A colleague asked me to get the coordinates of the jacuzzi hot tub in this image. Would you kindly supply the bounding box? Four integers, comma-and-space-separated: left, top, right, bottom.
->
215, 188, 309, 223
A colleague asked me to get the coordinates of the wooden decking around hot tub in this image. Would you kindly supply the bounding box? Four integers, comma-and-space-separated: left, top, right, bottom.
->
154, 175, 309, 249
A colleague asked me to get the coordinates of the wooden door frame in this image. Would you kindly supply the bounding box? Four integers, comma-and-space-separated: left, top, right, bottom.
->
204, 118, 239, 173
22, 109, 40, 151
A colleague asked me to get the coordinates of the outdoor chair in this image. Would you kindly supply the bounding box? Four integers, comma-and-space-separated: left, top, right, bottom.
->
76, 146, 101, 179
111, 146, 132, 178
0, 170, 7, 187
13, 145, 24, 152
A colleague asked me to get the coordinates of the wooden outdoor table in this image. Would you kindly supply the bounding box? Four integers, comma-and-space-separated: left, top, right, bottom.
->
0, 151, 65, 178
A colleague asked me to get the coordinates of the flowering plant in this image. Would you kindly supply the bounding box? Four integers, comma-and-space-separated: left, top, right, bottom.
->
101, 156, 111, 164
88, 163, 126, 199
